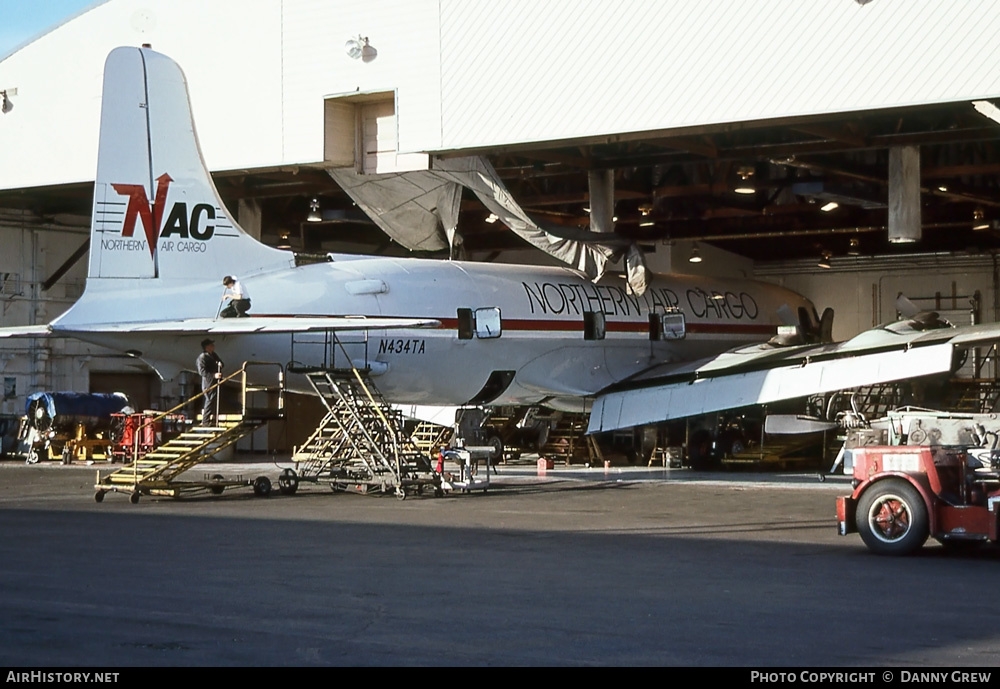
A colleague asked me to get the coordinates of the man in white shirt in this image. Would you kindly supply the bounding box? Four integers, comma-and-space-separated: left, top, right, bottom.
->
220, 275, 251, 318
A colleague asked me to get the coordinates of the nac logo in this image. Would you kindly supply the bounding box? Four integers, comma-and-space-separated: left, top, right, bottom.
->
112, 173, 215, 257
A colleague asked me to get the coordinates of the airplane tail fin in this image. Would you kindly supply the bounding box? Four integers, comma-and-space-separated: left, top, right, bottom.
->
86, 47, 291, 285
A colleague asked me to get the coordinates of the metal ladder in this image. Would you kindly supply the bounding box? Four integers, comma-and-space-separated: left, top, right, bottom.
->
287, 368, 438, 499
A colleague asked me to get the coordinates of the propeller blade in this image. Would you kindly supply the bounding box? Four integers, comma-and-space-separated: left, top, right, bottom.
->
818, 307, 835, 343
896, 294, 921, 318
776, 304, 798, 327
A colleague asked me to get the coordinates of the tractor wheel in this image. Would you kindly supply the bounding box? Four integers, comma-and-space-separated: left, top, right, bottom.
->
856, 479, 929, 556
278, 468, 299, 496
252, 476, 272, 497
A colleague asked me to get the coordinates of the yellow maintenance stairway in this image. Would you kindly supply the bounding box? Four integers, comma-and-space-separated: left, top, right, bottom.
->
282, 368, 440, 499
94, 362, 284, 503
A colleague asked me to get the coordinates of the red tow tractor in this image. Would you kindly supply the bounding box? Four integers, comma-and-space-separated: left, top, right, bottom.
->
835, 409, 1000, 555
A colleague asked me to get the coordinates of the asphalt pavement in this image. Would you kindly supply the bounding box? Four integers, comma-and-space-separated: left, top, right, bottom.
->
1, 458, 998, 667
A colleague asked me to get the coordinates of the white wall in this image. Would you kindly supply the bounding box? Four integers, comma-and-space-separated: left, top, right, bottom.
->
3, 1, 1000, 190
0, 0, 283, 190
281, 0, 441, 163
437, 0, 1000, 150
755, 253, 997, 343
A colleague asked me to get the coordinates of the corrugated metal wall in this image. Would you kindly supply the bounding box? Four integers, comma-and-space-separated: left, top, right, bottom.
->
437, 0, 1000, 150
1, 0, 999, 185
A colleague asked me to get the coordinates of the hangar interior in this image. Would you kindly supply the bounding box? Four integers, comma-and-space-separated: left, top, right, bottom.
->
1, 0, 999, 457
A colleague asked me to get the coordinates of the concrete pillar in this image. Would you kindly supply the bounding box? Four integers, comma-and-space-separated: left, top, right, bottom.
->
888, 145, 921, 244
588, 169, 615, 233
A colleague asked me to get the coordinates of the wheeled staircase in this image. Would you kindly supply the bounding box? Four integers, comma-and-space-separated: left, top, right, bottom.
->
286, 369, 438, 499
94, 416, 269, 502
94, 362, 284, 503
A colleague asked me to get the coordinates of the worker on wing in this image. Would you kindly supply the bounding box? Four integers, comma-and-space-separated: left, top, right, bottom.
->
220, 275, 251, 318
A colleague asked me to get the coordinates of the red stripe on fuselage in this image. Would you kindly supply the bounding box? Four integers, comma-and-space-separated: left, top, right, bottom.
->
437, 317, 774, 336
248, 315, 775, 337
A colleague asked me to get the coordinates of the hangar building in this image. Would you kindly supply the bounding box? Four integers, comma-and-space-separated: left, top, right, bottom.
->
1, 0, 999, 445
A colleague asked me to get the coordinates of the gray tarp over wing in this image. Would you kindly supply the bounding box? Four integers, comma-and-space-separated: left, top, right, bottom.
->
329, 156, 648, 291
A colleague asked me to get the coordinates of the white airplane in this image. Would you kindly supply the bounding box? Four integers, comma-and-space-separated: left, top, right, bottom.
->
4, 46, 999, 439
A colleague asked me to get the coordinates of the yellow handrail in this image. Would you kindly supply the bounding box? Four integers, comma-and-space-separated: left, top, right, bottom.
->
124, 361, 284, 482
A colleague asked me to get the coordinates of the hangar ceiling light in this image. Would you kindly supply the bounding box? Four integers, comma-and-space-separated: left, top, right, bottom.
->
307, 198, 322, 222
734, 166, 756, 195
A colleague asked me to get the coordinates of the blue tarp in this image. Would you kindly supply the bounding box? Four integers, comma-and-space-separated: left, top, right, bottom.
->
25, 392, 130, 420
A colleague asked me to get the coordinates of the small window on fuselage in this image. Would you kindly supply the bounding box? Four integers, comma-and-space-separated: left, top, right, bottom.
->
584, 311, 606, 340
650, 309, 686, 340
475, 307, 502, 339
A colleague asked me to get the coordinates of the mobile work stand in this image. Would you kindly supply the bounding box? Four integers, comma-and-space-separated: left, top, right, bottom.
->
282, 368, 441, 500
94, 362, 284, 503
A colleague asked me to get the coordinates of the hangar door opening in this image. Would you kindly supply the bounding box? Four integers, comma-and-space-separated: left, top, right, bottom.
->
90, 372, 160, 412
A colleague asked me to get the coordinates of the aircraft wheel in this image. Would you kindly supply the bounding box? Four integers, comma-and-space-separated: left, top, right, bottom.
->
129, 491, 140, 505
252, 476, 272, 497
395, 487, 407, 501
94, 491, 105, 503
856, 479, 928, 556
209, 474, 225, 495
278, 468, 299, 496
25, 449, 39, 465
486, 435, 504, 465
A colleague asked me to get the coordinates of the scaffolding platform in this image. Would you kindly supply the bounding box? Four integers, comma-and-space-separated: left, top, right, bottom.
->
284, 368, 440, 500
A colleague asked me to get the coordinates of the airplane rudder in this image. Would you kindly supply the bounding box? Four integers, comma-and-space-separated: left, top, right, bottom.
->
87, 47, 291, 284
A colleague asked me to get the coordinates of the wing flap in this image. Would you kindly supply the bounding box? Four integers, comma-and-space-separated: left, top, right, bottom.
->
588, 342, 956, 433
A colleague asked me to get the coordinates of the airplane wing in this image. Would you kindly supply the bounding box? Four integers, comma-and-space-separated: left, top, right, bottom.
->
587, 321, 1000, 434
0, 325, 53, 338
0, 315, 441, 338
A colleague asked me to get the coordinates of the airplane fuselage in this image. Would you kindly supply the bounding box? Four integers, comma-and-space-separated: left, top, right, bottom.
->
59, 254, 813, 410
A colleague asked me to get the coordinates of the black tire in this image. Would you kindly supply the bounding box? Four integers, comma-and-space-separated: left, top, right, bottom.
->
485, 435, 504, 465
94, 491, 105, 503
252, 476, 272, 497
856, 479, 929, 555
277, 468, 299, 496
209, 474, 226, 495
129, 491, 140, 505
